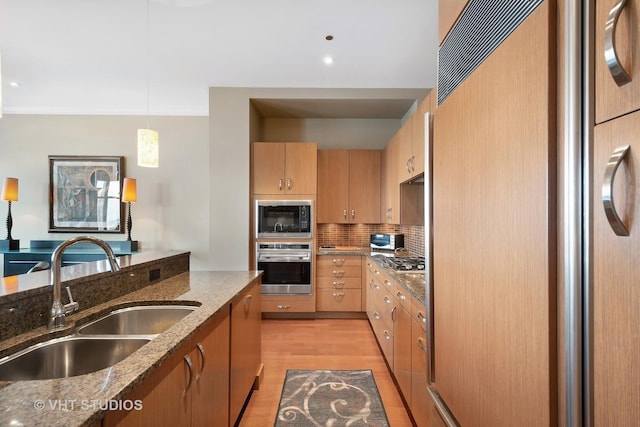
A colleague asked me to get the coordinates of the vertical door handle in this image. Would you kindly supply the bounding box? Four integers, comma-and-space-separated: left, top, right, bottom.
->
602, 144, 631, 236
278, 178, 283, 191
195, 343, 206, 382
351, 209, 355, 219
287, 178, 292, 190
604, 0, 632, 86
183, 355, 194, 397
344, 209, 347, 219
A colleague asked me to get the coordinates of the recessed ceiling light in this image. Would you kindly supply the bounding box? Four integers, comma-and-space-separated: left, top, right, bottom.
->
325, 35, 334, 41
9, 82, 20, 87
323, 56, 334, 65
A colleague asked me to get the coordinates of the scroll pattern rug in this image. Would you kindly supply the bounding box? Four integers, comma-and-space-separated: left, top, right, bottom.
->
274, 369, 390, 427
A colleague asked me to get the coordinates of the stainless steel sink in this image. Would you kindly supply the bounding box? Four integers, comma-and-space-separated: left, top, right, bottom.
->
77, 305, 197, 336
0, 336, 150, 381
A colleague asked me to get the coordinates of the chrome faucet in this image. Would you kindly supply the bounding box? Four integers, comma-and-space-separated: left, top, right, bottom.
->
48, 236, 121, 330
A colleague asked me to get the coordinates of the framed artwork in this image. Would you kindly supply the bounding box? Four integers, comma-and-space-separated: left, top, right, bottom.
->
49, 155, 124, 233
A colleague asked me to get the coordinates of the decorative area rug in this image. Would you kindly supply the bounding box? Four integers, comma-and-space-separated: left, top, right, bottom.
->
274, 369, 390, 427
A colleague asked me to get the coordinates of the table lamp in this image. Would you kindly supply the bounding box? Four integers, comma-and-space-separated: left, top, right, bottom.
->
0, 177, 19, 251
122, 178, 139, 251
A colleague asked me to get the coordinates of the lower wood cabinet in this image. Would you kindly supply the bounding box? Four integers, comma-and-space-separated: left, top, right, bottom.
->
230, 280, 262, 425
316, 255, 362, 312
102, 307, 231, 427
261, 295, 315, 313
411, 299, 429, 427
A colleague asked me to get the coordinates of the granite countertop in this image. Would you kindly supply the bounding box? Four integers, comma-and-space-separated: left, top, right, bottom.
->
316, 247, 426, 304
0, 270, 262, 427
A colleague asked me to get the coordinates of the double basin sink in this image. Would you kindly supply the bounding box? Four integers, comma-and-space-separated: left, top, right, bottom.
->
0, 304, 197, 381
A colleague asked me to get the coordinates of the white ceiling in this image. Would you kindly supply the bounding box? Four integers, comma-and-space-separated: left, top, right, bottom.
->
0, 0, 438, 117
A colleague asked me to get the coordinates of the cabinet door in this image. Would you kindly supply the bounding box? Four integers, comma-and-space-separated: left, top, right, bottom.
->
411, 93, 436, 178
432, 3, 554, 426
230, 281, 262, 425
396, 116, 415, 183
284, 142, 317, 195
411, 318, 429, 427
317, 150, 349, 223
252, 143, 285, 195
382, 136, 401, 224
349, 150, 381, 223
103, 350, 191, 427
593, 111, 640, 425
595, 0, 640, 123
393, 303, 412, 405
191, 308, 230, 427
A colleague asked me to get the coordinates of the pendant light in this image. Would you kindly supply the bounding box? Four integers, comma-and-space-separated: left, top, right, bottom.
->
137, 0, 159, 167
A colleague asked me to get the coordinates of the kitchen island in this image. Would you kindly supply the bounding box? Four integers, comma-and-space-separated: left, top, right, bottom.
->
0, 267, 262, 427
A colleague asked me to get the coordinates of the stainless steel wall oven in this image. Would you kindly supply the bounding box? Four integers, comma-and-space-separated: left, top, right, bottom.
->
256, 242, 312, 295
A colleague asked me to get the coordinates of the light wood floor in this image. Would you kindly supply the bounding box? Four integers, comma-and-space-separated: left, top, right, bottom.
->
237, 318, 414, 426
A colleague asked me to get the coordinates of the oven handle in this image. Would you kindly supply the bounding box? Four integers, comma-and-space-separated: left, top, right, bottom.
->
257, 253, 311, 262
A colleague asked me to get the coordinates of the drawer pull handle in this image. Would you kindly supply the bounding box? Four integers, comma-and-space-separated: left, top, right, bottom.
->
416, 310, 427, 324
383, 296, 391, 305
332, 270, 345, 277
373, 312, 380, 320
604, 0, 632, 86
602, 144, 631, 236
332, 292, 345, 298
396, 291, 406, 301
332, 281, 345, 288
332, 258, 345, 265
417, 337, 427, 352
383, 330, 392, 340
244, 294, 253, 305
276, 304, 290, 310
384, 280, 392, 288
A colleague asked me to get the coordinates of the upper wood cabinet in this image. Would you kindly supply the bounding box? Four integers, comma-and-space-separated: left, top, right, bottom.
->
252, 142, 317, 195
595, 0, 640, 124
396, 116, 418, 183
381, 134, 401, 224
317, 150, 381, 224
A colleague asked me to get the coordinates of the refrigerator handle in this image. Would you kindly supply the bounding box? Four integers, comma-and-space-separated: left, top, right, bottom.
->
602, 144, 630, 236
427, 387, 460, 427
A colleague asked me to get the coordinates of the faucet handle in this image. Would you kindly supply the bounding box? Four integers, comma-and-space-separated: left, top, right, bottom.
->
64, 286, 80, 314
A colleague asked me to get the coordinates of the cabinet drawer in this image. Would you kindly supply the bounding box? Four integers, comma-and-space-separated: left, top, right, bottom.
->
261, 299, 315, 313
393, 286, 411, 311
411, 296, 428, 332
317, 289, 361, 312
317, 256, 362, 269
316, 264, 362, 278
316, 276, 361, 290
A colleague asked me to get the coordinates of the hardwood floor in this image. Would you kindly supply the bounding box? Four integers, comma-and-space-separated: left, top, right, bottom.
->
237, 318, 414, 426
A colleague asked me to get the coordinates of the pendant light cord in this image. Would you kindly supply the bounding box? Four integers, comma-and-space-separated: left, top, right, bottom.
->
146, 0, 150, 129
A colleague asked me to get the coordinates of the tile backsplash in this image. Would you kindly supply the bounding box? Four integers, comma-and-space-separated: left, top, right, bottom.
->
317, 223, 425, 256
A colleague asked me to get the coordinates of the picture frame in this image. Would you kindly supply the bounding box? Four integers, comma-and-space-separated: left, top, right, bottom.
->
49, 155, 125, 233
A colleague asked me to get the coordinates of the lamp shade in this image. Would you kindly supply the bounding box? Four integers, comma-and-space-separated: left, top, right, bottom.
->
1, 177, 18, 202
137, 128, 159, 168
122, 178, 137, 203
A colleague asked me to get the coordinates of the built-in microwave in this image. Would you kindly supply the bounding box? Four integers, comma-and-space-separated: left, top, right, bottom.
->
256, 200, 313, 238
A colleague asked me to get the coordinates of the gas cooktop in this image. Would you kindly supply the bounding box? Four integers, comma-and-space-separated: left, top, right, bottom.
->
382, 256, 426, 273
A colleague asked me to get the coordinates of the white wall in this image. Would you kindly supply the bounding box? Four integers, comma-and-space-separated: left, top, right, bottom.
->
0, 114, 211, 271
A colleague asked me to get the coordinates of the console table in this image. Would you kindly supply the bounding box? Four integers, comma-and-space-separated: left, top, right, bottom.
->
1, 240, 136, 277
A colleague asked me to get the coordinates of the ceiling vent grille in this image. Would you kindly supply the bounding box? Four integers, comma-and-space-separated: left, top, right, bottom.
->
437, 0, 543, 106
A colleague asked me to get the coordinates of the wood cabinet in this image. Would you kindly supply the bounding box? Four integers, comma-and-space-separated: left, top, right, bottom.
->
595, 0, 640, 124
395, 116, 417, 183
230, 280, 262, 425
431, 3, 554, 426
381, 134, 401, 224
592, 110, 640, 425
317, 150, 381, 224
102, 308, 230, 427
411, 298, 429, 427
438, 0, 469, 44
392, 292, 412, 406
261, 295, 316, 313
252, 142, 317, 195
316, 255, 362, 312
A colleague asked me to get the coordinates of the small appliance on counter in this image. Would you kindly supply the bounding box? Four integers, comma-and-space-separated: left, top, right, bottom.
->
370, 233, 404, 251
